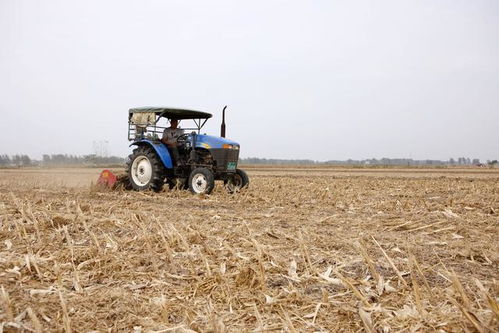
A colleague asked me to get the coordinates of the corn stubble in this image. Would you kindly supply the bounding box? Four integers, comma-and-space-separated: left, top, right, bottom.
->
0, 168, 498, 331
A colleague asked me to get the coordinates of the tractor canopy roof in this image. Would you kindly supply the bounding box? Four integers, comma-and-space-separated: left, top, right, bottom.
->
129, 107, 212, 120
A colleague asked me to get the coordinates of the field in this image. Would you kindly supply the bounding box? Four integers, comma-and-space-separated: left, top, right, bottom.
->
0, 166, 498, 332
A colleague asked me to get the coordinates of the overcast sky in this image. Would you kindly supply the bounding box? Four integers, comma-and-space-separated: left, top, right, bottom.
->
1, 0, 498, 161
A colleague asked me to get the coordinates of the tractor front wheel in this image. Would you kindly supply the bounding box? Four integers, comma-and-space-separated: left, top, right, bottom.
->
127, 146, 165, 192
224, 169, 249, 193
188, 168, 215, 194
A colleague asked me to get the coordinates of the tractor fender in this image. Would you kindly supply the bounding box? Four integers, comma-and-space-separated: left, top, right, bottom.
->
130, 140, 173, 169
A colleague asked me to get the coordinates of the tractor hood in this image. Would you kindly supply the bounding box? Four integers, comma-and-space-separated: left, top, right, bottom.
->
194, 134, 239, 149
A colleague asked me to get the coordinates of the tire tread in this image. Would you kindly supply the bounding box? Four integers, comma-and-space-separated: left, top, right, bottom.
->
126, 146, 165, 192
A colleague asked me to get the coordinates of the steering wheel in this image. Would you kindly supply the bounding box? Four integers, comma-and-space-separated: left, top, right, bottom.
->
176, 133, 190, 144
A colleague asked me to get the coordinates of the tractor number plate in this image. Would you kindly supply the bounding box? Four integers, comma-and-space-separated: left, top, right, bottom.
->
227, 162, 237, 170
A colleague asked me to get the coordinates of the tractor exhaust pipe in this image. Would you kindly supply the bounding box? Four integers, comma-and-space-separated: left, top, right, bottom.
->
221, 105, 227, 138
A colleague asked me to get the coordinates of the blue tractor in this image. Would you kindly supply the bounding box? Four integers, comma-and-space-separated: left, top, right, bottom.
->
126, 107, 249, 194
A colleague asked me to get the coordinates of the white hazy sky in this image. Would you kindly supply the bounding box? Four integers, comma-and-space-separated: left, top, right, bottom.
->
1, 0, 498, 161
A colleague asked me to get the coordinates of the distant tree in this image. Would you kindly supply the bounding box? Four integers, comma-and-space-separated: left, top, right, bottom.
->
21, 155, 31, 166
12, 155, 21, 166
0, 155, 10, 166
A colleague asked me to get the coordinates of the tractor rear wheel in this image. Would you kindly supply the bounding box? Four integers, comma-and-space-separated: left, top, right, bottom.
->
224, 168, 249, 193
127, 146, 165, 192
188, 168, 215, 194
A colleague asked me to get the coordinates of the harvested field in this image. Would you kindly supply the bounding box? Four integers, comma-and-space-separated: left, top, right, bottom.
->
0, 167, 498, 331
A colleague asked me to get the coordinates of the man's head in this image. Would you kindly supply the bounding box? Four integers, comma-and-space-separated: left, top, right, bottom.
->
170, 119, 178, 128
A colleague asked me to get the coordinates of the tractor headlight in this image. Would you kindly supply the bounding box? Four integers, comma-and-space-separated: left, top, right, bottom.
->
222, 144, 240, 150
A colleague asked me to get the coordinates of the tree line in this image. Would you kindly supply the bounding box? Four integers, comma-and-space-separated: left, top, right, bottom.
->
1, 154, 497, 167
0, 154, 124, 167
0, 154, 32, 166
240, 157, 498, 166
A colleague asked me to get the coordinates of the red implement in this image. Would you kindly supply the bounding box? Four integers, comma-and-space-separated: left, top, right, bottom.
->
97, 169, 117, 188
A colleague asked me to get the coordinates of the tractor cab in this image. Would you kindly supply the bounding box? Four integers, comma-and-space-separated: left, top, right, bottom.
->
128, 107, 212, 141
126, 107, 248, 194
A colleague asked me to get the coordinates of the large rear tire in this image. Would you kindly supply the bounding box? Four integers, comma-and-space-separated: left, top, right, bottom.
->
224, 169, 249, 193
188, 168, 215, 194
127, 146, 165, 192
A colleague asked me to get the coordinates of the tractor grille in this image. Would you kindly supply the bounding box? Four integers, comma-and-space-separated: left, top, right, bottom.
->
210, 149, 239, 172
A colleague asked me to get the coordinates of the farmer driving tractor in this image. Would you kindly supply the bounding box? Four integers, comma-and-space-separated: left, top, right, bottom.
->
108, 107, 250, 194
161, 118, 184, 166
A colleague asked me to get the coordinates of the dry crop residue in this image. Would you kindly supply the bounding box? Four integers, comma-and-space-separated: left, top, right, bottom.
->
0, 168, 498, 331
